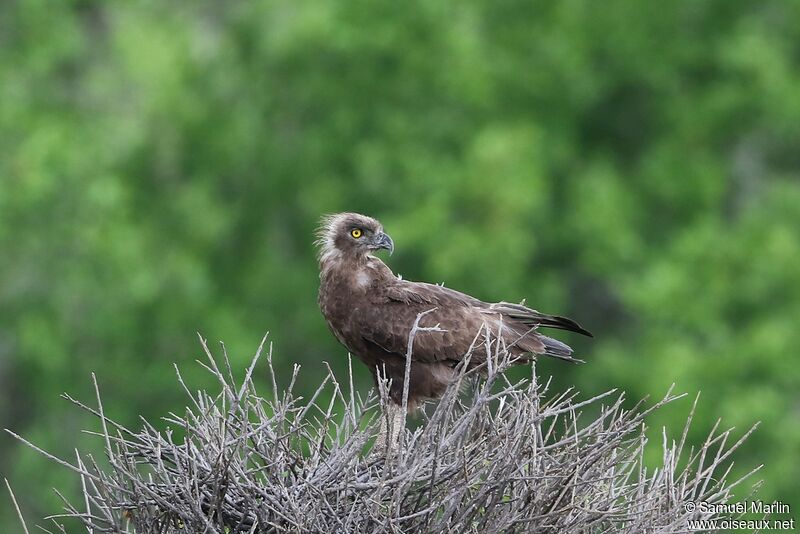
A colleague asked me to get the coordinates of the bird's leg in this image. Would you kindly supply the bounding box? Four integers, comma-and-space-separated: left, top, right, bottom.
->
375, 402, 405, 454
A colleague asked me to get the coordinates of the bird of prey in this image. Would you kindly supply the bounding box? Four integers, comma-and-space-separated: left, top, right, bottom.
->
316, 213, 591, 444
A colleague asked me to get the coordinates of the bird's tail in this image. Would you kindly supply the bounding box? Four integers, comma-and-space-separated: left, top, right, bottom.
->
540, 335, 584, 364
505, 325, 585, 364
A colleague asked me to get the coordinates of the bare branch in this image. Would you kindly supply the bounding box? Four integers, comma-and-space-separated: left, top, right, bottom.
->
6, 334, 760, 533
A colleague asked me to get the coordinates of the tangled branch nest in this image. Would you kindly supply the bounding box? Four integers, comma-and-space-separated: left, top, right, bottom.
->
7, 333, 760, 533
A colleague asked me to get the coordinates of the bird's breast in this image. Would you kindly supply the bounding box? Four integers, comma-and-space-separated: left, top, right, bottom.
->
354, 269, 371, 289
319, 271, 368, 339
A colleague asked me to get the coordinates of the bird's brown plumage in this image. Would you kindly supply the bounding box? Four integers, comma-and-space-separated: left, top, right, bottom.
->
316, 213, 592, 410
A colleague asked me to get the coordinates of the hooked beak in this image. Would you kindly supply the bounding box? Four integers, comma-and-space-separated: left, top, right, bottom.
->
374, 232, 394, 256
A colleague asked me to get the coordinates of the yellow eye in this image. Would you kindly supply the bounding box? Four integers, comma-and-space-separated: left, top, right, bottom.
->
350, 228, 362, 238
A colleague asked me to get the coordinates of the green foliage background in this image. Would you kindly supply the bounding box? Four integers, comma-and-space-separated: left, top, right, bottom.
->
2, 0, 799, 528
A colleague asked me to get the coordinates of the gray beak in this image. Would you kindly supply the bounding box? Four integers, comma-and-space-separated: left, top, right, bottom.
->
375, 232, 394, 255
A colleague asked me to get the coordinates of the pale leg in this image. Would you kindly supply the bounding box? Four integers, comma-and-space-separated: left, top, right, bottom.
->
375, 402, 405, 454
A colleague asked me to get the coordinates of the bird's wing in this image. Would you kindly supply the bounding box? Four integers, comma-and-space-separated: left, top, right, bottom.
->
385, 280, 483, 306
358, 280, 590, 365
359, 281, 488, 365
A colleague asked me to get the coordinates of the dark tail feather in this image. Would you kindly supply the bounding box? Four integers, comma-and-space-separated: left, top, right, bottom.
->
534, 314, 593, 337
493, 302, 593, 337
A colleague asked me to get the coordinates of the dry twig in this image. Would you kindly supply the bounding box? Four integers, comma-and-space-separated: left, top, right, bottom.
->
6, 333, 760, 533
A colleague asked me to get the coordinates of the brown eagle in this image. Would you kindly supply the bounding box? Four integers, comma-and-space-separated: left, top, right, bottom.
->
316, 213, 592, 416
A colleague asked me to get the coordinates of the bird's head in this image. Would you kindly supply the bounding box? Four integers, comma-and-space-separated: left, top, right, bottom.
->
316, 212, 394, 264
